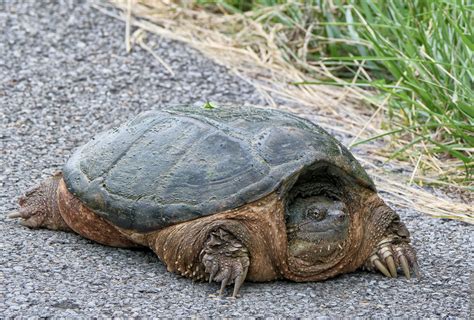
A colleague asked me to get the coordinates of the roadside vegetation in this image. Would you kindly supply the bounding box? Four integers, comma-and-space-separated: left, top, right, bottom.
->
95, 0, 473, 222
194, 0, 473, 187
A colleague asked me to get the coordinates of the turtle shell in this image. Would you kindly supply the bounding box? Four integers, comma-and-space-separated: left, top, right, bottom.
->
63, 105, 374, 232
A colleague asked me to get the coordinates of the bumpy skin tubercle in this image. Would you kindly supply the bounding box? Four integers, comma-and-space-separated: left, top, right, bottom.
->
9, 172, 70, 231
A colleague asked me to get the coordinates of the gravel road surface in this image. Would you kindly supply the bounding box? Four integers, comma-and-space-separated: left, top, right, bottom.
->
1, 1, 472, 318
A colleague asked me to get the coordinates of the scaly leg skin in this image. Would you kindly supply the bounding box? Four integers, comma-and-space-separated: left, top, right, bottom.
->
365, 238, 420, 280
8, 172, 71, 232
200, 228, 250, 298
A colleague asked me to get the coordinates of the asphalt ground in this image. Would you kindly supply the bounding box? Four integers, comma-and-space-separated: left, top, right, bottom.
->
1, 1, 472, 318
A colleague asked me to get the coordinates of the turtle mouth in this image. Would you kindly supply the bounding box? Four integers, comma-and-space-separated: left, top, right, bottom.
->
287, 210, 349, 260
289, 240, 347, 262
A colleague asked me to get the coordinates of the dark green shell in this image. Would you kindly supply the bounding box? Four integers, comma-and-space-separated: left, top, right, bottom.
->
63, 105, 374, 232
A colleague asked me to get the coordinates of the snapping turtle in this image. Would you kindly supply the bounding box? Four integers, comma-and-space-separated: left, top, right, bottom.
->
9, 104, 419, 297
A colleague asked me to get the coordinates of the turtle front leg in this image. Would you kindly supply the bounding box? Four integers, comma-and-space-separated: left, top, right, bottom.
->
200, 228, 250, 298
150, 219, 255, 298
364, 214, 420, 279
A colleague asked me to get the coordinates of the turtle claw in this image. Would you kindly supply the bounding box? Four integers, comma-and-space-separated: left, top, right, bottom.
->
413, 262, 421, 279
219, 272, 230, 296
12, 203, 46, 228
370, 256, 392, 278
7, 211, 22, 219
232, 266, 248, 298
366, 240, 419, 280
200, 228, 250, 298
385, 255, 397, 278
399, 255, 411, 279
394, 243, 420, 279
208, 263, 219, 283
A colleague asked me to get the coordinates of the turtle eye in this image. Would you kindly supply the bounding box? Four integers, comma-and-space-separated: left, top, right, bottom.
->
306, 205, 326, 221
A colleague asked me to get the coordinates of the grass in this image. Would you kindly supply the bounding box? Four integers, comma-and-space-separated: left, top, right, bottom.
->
92, 0, 474, 222
193, 0, 474, 187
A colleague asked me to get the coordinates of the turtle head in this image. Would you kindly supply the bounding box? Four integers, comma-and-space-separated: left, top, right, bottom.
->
286, 193, 351, 267
284, 177, 418, 281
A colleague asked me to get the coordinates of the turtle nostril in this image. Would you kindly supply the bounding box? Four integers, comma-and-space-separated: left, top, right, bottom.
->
333, 210, 347, 223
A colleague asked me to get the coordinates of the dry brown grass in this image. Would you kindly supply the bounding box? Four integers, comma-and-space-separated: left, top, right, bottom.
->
91, 0, 473, 223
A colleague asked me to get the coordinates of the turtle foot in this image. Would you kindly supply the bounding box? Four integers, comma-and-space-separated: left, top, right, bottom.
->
200, 228, 250, 298
365, 239, 420, 279
9, 173, 70, 231
10, 182, 52, 228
